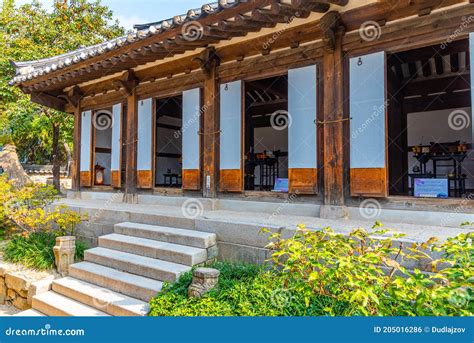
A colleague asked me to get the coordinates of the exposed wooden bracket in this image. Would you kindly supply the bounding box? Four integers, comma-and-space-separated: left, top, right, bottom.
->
193, 47, 221, 77
31, 92, 67, 112
58, 85, 84, 108
113, 70, 138, 96
320, 11, 342, 52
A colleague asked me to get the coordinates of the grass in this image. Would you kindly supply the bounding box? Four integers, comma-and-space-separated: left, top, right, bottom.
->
148, 262, 348, 317
2, 232, 88, 270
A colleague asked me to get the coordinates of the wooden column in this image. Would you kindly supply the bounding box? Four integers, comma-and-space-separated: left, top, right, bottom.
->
201, 48, 221, 198
71, 105, 82, 191
125, 80, 138, 197
322, 13, 345, 206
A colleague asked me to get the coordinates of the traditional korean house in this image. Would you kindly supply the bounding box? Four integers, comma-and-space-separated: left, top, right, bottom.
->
10, 0, 474, 222
9, 0, 474, 317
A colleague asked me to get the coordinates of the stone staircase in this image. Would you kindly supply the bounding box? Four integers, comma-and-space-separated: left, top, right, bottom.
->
14, 222, 217, 317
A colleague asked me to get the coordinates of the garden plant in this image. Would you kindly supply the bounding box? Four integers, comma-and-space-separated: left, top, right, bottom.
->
0, 175, 85, 270
149, 225, 473, 317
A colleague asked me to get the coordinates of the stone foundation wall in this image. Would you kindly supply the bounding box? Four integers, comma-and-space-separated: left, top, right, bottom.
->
0, 263, 55, 311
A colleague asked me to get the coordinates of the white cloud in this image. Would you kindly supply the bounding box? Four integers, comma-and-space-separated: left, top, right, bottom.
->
115, 14, 149, 30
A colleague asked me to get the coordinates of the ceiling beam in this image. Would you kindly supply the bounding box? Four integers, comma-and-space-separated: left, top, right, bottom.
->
31, 92, 67, 112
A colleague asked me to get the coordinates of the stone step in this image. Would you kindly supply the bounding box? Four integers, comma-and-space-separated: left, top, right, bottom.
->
69, 262, 162, 302
32, 291, 109, 317
115, 222, 216, 249
52, 277, 148, 316
84, 247, 191, 282
99, 233, 207, 266
13, 309, 45, 317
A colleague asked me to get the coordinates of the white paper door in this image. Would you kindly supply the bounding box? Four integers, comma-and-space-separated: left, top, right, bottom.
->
288, 65, 318, 194
137, 98, 153, 189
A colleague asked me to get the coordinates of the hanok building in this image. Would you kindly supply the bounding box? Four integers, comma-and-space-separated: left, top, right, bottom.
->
11, 0, 474, 225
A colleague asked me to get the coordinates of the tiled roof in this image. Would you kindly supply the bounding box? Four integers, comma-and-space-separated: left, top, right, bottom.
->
9, 0, 242, 86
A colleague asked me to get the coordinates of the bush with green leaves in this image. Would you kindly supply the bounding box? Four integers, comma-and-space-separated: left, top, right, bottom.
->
149, 262, 348, 317
149, 227, 472, 317
0, 176, 85, 269
266, 225, 473, 316
0, 175, 82, 236
3, 231, 87, 270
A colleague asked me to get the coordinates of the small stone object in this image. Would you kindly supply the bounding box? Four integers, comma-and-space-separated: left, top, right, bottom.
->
187, 268, 220, 298
53, 236, 76, 276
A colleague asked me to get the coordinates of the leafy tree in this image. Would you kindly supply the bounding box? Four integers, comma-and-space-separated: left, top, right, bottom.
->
0, 0, 124, 190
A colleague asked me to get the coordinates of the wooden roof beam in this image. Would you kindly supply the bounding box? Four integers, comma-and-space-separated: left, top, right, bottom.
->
31, 92, 67, 112
57, 85, 84, 108
112, 70, 138, 96
251, 9, 291, 24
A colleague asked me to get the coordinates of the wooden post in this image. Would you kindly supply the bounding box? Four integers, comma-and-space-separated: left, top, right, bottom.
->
125, 81, 138, 199
71, 105, 81, 191
322, 16, 345, 206
201, 48, 221, 198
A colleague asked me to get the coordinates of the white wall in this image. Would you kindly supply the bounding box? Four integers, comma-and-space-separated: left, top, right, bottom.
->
407, 107, 473, 190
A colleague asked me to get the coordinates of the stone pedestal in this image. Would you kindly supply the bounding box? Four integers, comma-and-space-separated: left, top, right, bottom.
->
53, 236, 76, 276
319, 205, 349, 220
188, 268, 220, 298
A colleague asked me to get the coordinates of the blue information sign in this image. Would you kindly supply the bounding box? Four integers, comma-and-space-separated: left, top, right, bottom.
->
273, 178, 289, 193
414, 178, 449, 198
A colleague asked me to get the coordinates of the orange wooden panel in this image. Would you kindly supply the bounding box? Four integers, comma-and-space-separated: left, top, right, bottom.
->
80, 171, 92, 187
350, 168, 388, 198
289, 168, 318, 195
220, 169, 243, 193
111, 170, 121, 189
137, 170, 153, 189
182, 169, 200, 191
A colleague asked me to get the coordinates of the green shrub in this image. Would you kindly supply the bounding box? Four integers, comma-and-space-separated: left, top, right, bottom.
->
148, 262, 348, 317
3, 231, 88, 270
150, 227, 472, 317
267, 226, 473, 316
0, 176, 82, 237
0, 176, 85, 270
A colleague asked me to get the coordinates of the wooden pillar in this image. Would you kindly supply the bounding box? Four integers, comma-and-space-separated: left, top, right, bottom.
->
201, 48, 221, 198
322, 14, 345, 206
125, 82, 138, 198
71, 105, 82, 191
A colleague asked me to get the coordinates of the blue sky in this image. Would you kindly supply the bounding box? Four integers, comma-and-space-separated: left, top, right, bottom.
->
16, 0, 206, 29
